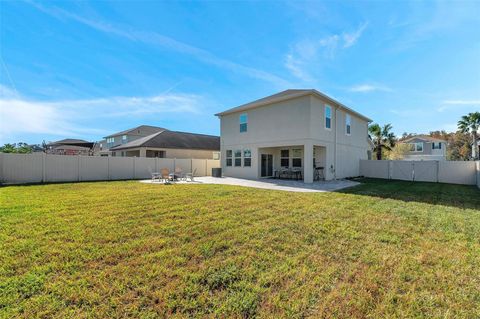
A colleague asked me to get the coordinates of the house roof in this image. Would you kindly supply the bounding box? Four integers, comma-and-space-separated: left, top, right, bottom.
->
215, 89, 372, 122
104, 125, 166, 138
401, 135, 447, 143
48, 138, 92, 145
110, 130, 220, 151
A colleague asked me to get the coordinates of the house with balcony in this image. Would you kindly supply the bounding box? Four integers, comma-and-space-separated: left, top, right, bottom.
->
399, 135, 447, 161
216, 89, 372, 183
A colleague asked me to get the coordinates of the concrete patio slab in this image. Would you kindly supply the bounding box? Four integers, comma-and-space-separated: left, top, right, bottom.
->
140, 176, 359, 192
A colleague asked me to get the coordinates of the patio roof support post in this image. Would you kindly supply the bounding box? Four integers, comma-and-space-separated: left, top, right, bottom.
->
139, 148, 147, 157
304, 142, 314, 183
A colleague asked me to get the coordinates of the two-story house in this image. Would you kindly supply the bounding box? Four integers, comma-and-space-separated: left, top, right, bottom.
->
216, 89, 372, 183
97, 125, 220, 159
400, 135, 447, 161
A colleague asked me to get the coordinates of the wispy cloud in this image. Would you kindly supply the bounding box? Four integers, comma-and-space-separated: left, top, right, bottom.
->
343, 22, 368, 48
349, 83, 392, 93
284, 22, 368, 81
0, 85, 204, 142
28, 1, 290, 88
437, 99, 480, 112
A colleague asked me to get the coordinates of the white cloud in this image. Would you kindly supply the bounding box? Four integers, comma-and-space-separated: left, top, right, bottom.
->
343, 22, 369, 48
284, 22, 368, 81
0, 88, 204, 143
349, 84, 392, 93
437, 99, 480, 112
29, 2, 291, 88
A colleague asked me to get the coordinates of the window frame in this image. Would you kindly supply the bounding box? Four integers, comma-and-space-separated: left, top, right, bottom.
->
280, 149, 289, 168
345, 114, 351, 135
226, 150, 232, 167
409, 142, 423, 152
234, 149, 242, 167
325, 105, 332, 130
292, 148, 302, 168
243, 149, 251, 167
239, 113, 248, 133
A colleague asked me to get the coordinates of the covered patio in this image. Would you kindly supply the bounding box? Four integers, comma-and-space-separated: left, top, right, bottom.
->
257, 144, 328, 183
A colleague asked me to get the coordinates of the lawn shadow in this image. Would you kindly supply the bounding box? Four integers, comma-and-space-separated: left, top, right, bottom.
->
339, 178, 480, 210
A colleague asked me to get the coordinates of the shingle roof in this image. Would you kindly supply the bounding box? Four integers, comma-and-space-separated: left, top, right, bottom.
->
49, 138, 92, 145
110, 130, 220, 151
104, 125, 166, 138
215, 89, 372, 122
401, 135, 447, 143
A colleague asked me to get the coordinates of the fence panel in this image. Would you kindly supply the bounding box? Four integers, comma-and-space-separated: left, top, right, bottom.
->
109, 157, 135, 180
134, 157, 157, 179
391, 160, 413, 181
45, 154, 78, 182
0, 153, 222, 184
192, 159, 207, 177
438, 161, 476, 185
477, 161, 480, 189
174, 159, 192, 174
0, 153, 43, 184
413, 161, 437, 182
359, 160, 389, 179
79, 156, 108, 181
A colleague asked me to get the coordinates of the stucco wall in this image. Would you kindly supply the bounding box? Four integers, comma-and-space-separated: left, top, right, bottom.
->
219, 94, 370, 181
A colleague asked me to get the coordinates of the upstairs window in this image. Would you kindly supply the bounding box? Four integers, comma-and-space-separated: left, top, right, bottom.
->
345, 114, 351, 135
122, 135, 127, 143
213, 152, 220, 160
240, 113, 248, 133
234, 150, 242, 166
409, 143, 423, 152
325, 105, 332, 129
226, 150, 232, 166
243, 149, 251, 167
280, 149, 289, 167
106, 137, 115, 144
432, 142, 442, 149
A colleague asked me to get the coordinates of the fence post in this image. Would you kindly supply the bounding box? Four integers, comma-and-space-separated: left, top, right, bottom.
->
412, 161, 415, 181
42, 153, 46, 183
133, 157, 136, 179
436, 160, 440, 183
107, 156, 110, 180
387, 161, 391, 179
77, 156, 80, 182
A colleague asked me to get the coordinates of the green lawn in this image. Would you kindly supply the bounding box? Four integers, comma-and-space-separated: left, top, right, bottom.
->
1, 179, 479, 318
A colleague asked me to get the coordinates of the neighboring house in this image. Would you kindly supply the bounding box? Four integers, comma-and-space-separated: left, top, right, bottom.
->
399, 135, 447, 161
98, 125, 166, 156
216, 89, 372, 183
108, 130, 220, 159
46, 139, 94, 155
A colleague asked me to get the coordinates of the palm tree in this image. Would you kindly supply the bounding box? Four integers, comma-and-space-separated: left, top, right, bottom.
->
368, 123, 396, 160
458, 112, 480, 160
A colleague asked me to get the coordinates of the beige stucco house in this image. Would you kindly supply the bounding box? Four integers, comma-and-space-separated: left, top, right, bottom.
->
399, 135, 447, 161
216, 89, 372, 183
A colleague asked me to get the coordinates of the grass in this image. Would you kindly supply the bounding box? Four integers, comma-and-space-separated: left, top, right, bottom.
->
1, 179, 479, 318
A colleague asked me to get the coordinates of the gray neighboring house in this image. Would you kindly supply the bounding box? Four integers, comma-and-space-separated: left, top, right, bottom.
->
106, 128, 220, 159
216, 89, 373, 183
400, 135, 447, 161
97, 125, 165, 156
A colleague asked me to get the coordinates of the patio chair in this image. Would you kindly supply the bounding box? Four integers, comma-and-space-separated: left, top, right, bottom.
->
173, 167, 185, 181
185, 168, 197, 182
160, 168, 172, 184
148, 167, 161, 182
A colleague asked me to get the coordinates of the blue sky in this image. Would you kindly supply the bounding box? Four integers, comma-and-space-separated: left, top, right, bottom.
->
1, 0, 479, 144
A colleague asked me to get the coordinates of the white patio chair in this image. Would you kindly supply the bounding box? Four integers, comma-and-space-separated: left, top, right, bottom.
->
149, 167, 161, 182
185, 168, 197, 182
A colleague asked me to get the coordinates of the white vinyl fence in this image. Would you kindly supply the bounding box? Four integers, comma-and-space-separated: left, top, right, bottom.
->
0, 153, 220, 185
360, 160, 480, 187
